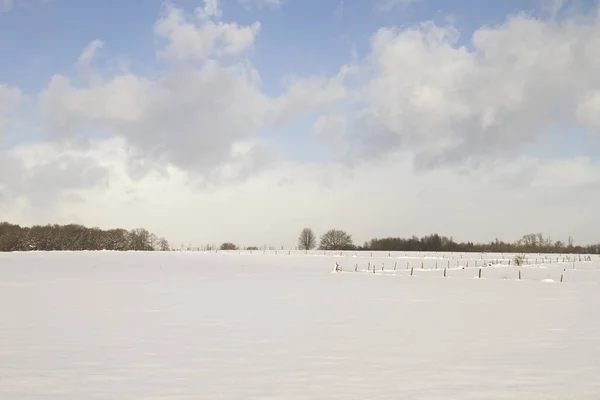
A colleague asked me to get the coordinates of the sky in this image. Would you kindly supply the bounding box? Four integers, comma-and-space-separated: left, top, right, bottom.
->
1, 0, 600, 249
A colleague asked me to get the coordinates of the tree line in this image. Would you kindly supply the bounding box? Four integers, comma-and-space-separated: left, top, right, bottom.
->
0, 222, 170, 252
1, 221, 598, 254
297, 228, 600, 254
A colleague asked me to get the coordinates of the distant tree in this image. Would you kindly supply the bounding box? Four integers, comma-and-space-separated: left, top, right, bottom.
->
148, 233, 159, 250
246, 246, 259, 250
129, 228, 153, 251
220, 242, 238, 251
514, 254, 526, 266
319, 229, 354, 250
0, 222, 166, 252
298, 228, 317, 251
157, 237, 170, 251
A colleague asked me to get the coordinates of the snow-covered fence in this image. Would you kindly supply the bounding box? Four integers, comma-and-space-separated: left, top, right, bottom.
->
329, 255, 590, 283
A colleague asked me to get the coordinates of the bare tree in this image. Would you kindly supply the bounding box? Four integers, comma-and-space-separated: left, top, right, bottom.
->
220, 242, 238, 251
158, 237, 170, 251
129, 228, 153, 251
0, 222, 166, 252
319, 229, 354, 250
298, 228, 317, 251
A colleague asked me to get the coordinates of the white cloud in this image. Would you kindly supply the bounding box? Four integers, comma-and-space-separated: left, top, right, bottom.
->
37, 0, 351, 181
0, 84, 22, 115
3, 138, 600, 246
40, 73, 151, 126
312, 113, 348, 157
39, 4, 273, 181
77, 40, 104, 70
260, 0, 282, 5
577, 91, 600, 129
202, 0, 222, 18
0, 140, 109, 220
337, 10, 600, 169
238, 0, 282, 8
542, 0, 567, 17
376, 0, 422, 12
39, 62, 272, 180
271, 65, 355, 125
0, 83, 23, 140
154, 3, 260, 62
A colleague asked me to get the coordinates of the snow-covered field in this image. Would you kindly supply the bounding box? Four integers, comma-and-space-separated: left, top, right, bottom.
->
1, 250, 599, 399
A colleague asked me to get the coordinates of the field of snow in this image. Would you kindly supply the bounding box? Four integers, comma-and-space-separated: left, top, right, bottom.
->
1, 250, 599, 399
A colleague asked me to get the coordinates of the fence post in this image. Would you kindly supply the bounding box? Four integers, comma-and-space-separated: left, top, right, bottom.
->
479, 268, 482, 279
411, 267, 414, 276
444, 268, 447, 278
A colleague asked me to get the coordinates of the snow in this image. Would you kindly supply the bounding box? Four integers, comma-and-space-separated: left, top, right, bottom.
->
1, 250, 600, 399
